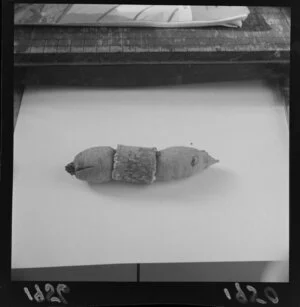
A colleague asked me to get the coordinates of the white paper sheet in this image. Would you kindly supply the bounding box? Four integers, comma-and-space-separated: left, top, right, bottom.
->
12, 81, 289, 268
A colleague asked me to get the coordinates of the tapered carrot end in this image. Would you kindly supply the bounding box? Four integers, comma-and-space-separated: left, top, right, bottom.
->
65, 162, 76, 175
205, 152, 219, 168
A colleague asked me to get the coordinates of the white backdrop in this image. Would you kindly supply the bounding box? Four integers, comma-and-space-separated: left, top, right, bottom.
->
12, 81, 289, 268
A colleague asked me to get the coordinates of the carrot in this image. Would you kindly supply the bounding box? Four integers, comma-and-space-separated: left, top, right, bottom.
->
66, 146, 115, 183
65, 145, 218, 184
156, 146, 219, 181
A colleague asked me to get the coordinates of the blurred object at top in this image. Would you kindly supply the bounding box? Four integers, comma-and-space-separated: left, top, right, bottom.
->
14, 4, 250, 28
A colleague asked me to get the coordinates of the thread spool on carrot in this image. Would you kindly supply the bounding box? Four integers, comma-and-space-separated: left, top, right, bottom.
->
65, 144, 219, 184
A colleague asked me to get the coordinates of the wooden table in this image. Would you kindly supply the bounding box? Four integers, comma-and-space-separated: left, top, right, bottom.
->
14, 6, 290, 65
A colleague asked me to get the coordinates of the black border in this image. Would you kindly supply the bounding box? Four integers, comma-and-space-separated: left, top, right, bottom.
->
1, 0, 14, 305
2, 0, 299, 306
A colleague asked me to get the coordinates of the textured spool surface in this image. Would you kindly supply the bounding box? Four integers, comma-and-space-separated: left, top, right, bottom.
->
112, 145, 157, 184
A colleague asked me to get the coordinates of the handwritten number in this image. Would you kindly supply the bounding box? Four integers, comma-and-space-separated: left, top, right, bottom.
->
235, 283, 248, 304
57, 283, 70, 305
23, 287, 33, 301
223, 288, 232, 300
224, 284, 279, 305
24, 283, 69, 304
45, 283, 61, 303
246, 285, 267, 304
265, 286, 279, 304
246, 285, 257, 303
33, 284, 45, 303
256, 298, 268, 304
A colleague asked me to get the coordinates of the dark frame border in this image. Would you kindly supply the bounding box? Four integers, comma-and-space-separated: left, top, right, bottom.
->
2, 0, 299, 306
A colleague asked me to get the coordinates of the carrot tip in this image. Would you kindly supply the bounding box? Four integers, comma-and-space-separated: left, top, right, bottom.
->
65, 162, 76, 175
